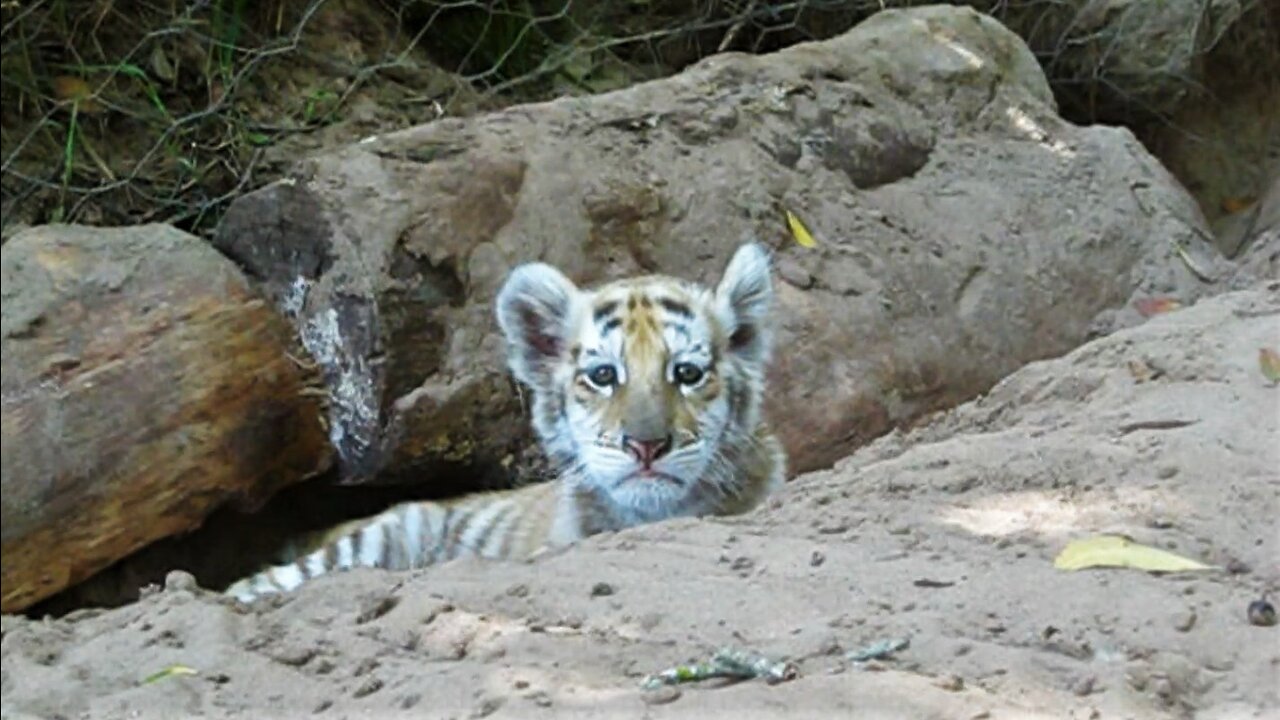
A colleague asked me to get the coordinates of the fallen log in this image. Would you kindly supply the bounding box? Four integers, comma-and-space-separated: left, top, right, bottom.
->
1, 224, 332, 613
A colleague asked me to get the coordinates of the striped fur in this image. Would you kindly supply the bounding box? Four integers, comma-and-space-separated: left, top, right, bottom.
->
226, 243, 786, 603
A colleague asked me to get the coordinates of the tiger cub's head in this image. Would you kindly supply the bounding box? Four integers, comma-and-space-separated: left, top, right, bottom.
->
496, 243, 782, 515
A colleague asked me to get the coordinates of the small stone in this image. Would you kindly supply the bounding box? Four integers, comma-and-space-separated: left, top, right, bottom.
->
469, 696, 504, 718
506, 584, 529, 598
1247, 598, 1277, 627
590, 582, 615, 597
164, 570, 198, 592
1225, 558, 1252, 575
352, 677, 383, 698
1156, 465, 1178, 479
810, 550, 826, 567
1172, 609, 1197, 632
269, 644, 317, 667
730, 556, 755, 572
641, 686, 682, 705
935, 674, 964, 691
513, 679, 530, 690
1072, 676, 1096, 696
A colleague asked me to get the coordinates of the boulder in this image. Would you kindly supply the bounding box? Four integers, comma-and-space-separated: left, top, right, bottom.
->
214, 5, 1229, 487
1, 224, 332, 613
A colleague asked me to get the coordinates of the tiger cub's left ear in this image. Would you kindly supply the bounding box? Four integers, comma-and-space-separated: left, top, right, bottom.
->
496, 261, 581, 390
714, 242, 774, 365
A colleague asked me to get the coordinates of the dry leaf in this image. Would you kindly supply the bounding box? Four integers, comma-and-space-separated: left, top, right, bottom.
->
149, 45, 177, 82
1259, 347, 1280, 385
784, 209, 817, 248
52, 75, 101, 113
1133, 297, 1181, 317
141, 664, 197, 684
1054, 535, 1212, 573
1221, 197, 1255, 214
53, 75, 91, 102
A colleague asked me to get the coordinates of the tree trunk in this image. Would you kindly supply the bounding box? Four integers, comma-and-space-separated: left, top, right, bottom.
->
1, 224, 332, 613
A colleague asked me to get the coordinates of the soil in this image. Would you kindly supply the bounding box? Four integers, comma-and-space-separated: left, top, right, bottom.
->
3, 286, 1276, 719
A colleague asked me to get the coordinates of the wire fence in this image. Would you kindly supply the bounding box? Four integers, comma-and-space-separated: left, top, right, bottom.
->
2, 0, 1273, 239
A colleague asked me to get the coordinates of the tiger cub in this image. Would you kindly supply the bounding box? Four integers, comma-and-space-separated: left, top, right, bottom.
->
226, 242, 786, 602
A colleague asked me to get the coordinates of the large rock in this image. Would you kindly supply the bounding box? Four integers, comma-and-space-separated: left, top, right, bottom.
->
214, 5, 1229, 486
0, 224, 332, 613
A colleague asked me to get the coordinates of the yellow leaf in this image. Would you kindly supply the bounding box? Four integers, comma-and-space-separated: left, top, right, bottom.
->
53, 76, 91, 102
51, 76, 101, 113
142, 664, 198, 684
1054, 535, 1212, 573
1260, 347, 1280, 384
784, 209, 817, 248
1221, 196, 1255, 214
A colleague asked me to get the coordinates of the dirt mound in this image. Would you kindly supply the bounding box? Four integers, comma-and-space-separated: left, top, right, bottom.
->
4, 283, 1274, 719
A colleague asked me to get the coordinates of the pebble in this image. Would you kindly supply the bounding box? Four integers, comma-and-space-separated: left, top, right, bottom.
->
352, 677, 383, 698
164, 570, 198, 592
641, 686, 682, 705
1072, 675, 1097, 696
935, 674, 964, 692
1172, 608, 1197, 632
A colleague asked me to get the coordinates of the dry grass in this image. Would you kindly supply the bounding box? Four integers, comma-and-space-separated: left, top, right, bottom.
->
2, 0, 1274, 238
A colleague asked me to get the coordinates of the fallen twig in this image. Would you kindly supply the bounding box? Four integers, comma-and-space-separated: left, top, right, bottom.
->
846, 636, 911, 663
641, 647, 798, 690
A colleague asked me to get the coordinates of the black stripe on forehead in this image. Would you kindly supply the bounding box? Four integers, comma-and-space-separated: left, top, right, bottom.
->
657, 297, 693, 319
593, 301, 619, 323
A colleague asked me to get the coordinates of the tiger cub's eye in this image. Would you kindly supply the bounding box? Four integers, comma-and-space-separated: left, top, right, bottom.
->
587, 365, 618, 387
673, 362, 704, 386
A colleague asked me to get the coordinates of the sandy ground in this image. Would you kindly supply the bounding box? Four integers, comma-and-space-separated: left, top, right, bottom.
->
3, 283, 1278, 719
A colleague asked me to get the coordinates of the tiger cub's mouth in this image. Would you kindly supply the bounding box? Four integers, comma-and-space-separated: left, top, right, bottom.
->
622, 468, 683, 485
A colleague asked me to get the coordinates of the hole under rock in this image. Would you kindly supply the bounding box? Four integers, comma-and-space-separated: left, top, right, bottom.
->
25, 457, 532, 618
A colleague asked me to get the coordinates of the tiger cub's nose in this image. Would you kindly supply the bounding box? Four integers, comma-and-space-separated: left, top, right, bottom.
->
622, 435, 673, 466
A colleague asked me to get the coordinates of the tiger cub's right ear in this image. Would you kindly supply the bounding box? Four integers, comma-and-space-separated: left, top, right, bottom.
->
714, 242, 774, 366
496, 262, 580, 389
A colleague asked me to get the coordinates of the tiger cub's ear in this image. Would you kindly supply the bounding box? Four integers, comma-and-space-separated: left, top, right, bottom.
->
496, 261, 581, 390
715, 242, 774, 365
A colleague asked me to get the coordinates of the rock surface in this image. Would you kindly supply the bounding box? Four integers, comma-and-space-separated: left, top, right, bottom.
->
1221, 172, 1280, 284
0, 224, 332, 613
214, 5, 1230, 488
3, 280, 1273, 719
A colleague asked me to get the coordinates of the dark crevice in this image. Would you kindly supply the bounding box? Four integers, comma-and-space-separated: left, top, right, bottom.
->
23, 456, 531, 618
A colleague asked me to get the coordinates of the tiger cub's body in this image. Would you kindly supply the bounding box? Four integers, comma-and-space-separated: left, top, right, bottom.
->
227, 243, 785, 603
